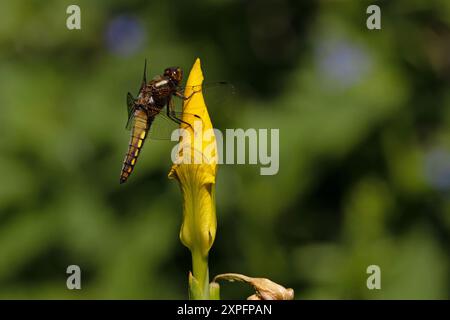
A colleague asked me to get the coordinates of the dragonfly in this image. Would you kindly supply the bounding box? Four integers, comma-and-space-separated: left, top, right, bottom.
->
120, 60, 217, 184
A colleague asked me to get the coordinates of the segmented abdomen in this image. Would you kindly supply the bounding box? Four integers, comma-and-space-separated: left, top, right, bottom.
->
120, 109, 153, 184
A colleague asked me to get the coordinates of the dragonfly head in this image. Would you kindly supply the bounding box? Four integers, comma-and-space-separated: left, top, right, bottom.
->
164, 67, 183, 85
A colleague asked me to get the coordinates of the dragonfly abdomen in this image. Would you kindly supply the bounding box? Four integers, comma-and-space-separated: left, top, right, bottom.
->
120, 109, 153, 184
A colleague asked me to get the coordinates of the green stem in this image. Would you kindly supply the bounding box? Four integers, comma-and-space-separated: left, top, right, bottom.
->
209, 282, 220, 300
191, 249, 209, 299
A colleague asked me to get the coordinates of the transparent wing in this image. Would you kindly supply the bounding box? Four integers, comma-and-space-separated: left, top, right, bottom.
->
175, 81, 237, 127
178, 81, 234, 92
148, 109, 204, 140
126, 92, 136, 130
176, 81, 236, 111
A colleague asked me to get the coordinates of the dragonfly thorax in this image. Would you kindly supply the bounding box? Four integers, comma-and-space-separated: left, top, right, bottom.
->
136, 89, 154, 106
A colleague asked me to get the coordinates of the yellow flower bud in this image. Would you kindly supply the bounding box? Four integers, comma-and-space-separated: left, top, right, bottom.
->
169, 58, 218, 299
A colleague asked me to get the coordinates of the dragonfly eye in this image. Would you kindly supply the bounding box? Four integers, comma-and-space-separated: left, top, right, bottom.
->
164, 67, 183, 83
174, 69, 183, 82
164, 68, 170, 77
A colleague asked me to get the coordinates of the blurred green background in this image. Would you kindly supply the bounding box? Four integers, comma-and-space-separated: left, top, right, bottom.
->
0, 0, 449, 299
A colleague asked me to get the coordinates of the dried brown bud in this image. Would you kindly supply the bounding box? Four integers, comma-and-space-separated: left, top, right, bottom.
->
213, 273, 294, 300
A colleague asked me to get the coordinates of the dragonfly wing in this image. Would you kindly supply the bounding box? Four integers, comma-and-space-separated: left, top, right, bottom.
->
175, 81, 236, 116
146, 111, 177, 140
126, 92, 136, 130
178, 81, 233, 92
148, 109, 204, 140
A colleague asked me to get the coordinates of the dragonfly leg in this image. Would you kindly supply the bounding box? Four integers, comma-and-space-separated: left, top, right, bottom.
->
166, 99, 193, 129
175, 90, 199, 101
